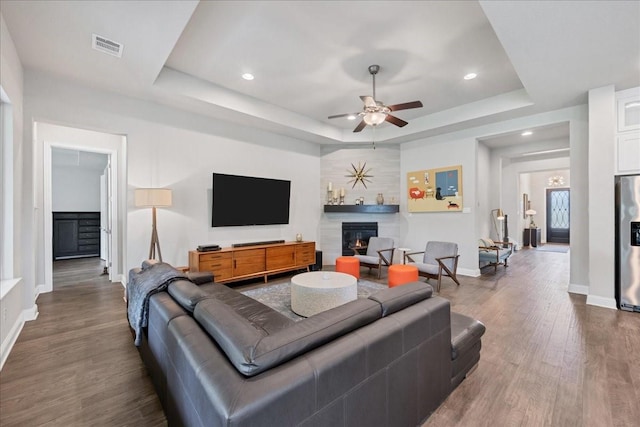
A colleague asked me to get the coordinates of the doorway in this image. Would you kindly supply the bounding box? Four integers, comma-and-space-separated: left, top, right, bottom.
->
51, 148, 109, 288
38, 121, 126, 294
546, 188, 570, 243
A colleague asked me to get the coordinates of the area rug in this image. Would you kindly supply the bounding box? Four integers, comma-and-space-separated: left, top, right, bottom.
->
240, 280, 387, 321
535, 245, 570, 253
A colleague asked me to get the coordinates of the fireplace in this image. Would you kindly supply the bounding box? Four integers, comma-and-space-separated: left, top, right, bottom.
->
342, 222, 378, 256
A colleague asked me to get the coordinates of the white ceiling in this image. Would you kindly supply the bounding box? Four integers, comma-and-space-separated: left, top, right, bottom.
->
52, 148, 108, 171
2, 0, 639, 147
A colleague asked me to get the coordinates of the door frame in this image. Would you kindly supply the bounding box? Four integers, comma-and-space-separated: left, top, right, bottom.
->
40, 122, 126, 293
546, 187, 571, 244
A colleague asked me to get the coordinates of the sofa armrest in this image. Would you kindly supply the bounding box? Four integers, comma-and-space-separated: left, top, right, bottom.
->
187, 271, 214, 284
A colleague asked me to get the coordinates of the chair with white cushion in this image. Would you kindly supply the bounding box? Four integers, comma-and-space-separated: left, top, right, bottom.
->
478, 238, 513, 273
352, 237, 395, 279
404, 241, 460, 292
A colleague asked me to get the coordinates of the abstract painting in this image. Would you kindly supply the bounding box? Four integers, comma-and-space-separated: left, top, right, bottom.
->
407, 165, 463, 212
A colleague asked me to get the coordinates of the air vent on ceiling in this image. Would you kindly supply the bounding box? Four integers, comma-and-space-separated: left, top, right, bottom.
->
92, 33, 123, 58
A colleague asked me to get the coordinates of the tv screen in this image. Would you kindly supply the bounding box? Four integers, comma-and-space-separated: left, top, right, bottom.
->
212, 173, 291, 227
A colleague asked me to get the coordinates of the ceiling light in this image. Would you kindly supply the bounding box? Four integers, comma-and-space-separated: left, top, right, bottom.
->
241, 73, 254, 81
521, 131, 533, 136
363, 111, 386, 126
548, 175, 565, 186
463, 73, 477, 80
347, 115, 357, 120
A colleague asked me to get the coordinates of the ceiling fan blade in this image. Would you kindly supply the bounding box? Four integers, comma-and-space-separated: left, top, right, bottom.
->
385, 114, 408, 127
328, 112, 360, 119
387, 101, 423, 111
360, 96, 376, 108
353, 120, 367, 132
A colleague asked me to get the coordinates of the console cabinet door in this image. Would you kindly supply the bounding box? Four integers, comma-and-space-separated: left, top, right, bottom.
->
295, 242, 316, 266
233, 248, 266, 277
266, 245, 295, 270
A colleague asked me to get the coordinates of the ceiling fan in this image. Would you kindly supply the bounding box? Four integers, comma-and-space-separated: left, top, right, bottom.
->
328, 64, 423, 132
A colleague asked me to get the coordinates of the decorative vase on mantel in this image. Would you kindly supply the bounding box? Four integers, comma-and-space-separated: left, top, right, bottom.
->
376, 193, 384, 205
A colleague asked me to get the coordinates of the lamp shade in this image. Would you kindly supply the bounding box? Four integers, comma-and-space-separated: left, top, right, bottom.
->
135, 188, 172, 208
363, 111, 386, 126
495, 208, 505, 220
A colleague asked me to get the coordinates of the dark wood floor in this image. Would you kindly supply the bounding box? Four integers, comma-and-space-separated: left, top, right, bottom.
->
1, 248, 638, 426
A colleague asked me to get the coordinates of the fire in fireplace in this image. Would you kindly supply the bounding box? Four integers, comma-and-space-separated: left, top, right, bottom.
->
342, 222, 378, 256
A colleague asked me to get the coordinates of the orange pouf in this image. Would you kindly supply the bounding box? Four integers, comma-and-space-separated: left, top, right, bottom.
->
335, 256, 360, 279
388, 264, 419, 287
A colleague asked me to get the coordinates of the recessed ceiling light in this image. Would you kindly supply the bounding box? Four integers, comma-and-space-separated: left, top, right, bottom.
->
463, 73, 477, 80
347, 115, 357, 120
242, 73, 255, 81
521, 131, 533, 136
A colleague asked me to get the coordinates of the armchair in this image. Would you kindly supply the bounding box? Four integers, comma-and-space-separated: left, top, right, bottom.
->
404, 241, 460, 292
478, 238, 513, 272
352, 237, 395, 278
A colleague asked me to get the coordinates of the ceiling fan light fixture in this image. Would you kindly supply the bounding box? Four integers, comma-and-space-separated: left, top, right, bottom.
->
347, 114, 357, 120
363, 111, 386, 126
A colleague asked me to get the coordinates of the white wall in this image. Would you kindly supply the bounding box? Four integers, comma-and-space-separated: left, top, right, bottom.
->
22, 71, 321, 283
476, 142, 492, 241
52, 167, 103, 211
319, 145, 401, 264
587, 86, 616, 308
401, 135, 478, 276
0, 12, 27, 371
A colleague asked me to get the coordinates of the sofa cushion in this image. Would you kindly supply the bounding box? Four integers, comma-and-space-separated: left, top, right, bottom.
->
368, 282, 432, 316
450, 312, 486, 360
167, 280, 210, 313
478, 248, 511, 262
194, 298, 381, 376
479, 238, 495, 248
186, 271, 214, 284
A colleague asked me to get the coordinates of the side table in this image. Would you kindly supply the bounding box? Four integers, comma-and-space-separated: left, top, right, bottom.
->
522, 228, 541, 247
395, 247, 412, 264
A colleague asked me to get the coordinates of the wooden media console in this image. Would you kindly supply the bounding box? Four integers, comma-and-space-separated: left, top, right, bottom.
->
188, 241, 316, 283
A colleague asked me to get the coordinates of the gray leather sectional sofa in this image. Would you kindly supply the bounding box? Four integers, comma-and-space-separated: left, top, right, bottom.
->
128, 261, 485, 426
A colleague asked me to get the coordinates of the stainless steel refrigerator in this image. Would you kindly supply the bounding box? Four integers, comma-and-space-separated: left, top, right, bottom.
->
615, 174, 640, 312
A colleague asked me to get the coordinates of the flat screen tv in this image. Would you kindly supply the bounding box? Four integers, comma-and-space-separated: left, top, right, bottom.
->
212, 173, 291, 227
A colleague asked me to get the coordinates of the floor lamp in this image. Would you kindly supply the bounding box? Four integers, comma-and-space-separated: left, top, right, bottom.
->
491, 208, 505, 242
135, 188, 172, 262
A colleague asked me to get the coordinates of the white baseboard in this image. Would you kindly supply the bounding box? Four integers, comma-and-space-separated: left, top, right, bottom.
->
23, 303, 39, 321
35, 283, 46, 298
568, 283, 589, 295
586, 295, 617, 310
0, 309, 26, 371
458, 267, 480, 277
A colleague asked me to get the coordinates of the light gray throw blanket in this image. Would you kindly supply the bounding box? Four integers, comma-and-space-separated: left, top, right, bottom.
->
127, 262, 188, 346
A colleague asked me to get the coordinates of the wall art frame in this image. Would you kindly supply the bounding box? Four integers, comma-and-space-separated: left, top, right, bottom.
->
407, 165, 463, 212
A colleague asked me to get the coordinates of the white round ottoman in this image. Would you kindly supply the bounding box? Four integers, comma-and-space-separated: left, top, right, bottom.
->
291, 271, 357, 317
